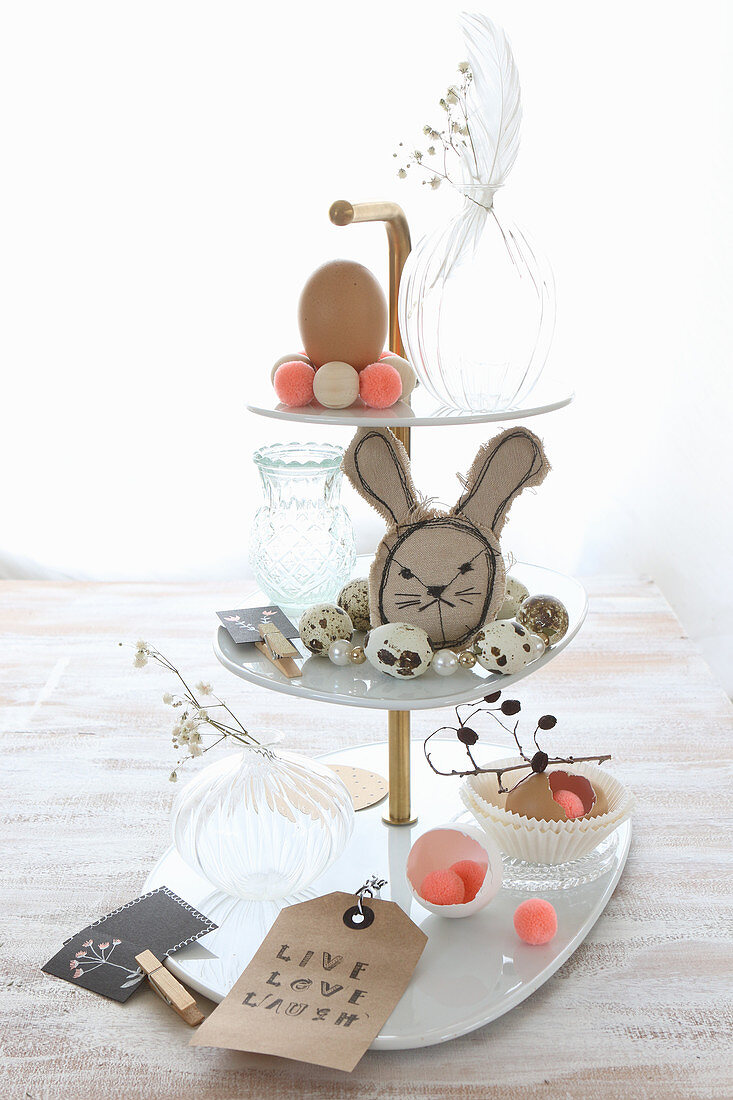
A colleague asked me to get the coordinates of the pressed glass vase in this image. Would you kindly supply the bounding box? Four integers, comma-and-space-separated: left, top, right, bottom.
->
171, 746, 354, 899
248, 441, 356, 614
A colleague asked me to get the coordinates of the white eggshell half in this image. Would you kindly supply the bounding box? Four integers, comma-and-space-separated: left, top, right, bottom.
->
495, 576, 530, 620
406, 824, 503, 918
473, 619, 535, 674
379, 354, 417, 398
364, 622, 432, 678
312, 361, 359, 409
270, 352, 313, 384
299, 603, 353, 656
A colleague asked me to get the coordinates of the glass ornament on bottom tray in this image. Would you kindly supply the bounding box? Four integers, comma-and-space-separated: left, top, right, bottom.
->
171, 747, 355, 900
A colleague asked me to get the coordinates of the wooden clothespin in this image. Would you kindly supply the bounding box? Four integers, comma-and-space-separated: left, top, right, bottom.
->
254, 621, 302, 679
135, 950, 204, 1027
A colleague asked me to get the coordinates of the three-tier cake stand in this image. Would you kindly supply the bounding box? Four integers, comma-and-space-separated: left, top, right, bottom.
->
145, 200, 631, 1047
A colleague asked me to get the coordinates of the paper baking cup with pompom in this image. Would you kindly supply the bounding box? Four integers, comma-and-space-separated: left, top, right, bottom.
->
460, 760, 634, 865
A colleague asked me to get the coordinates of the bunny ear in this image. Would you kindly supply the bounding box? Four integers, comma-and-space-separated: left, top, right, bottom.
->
342, 427, 418, 526
454, 427, 550, 536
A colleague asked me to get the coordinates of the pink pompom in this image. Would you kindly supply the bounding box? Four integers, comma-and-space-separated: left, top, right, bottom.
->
514, 898, 557, 945
449, 859, 486, 903
379, 350, 396, 358
359, 362, 402, 409
420, 869, 465, 906
553, 789, 586, 820
274, 360, 315, 407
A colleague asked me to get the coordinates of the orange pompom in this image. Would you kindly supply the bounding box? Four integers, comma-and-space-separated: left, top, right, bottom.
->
552, 789, 586, 820
359, 361, 402, 409
420, 869, 465, 906
513, 898, 557, 945
273, 360, 315, 407
449, 859, 486, 902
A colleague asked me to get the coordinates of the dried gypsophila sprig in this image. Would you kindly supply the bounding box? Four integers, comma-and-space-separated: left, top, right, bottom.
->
123, 641, 268, 782
424, 691, 611, 792
394, 63, 490, 210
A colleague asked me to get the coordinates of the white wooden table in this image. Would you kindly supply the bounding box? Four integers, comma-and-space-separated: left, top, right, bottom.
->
1, 579, 731, 1099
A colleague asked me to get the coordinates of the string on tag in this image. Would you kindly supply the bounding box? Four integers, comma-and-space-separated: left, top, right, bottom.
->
342, 876, 387, 930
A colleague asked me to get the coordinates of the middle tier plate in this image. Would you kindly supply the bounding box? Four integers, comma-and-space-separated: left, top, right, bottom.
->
214, 562, 587, 711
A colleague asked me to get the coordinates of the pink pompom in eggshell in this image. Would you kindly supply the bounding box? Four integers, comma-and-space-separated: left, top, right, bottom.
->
420, 869, 465, 906
514, 898, 557, 945
449, 859, 486, 903
274, 360, 315, 407
553, 788, 586, 820
359, 361, 402, 409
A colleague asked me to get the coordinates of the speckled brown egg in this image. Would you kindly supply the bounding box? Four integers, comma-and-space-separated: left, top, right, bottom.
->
364, 622, 433, 679
298, 260, 388, 370
472, 620, 535, 675
496, 576, 530, 620
505, 770, 608, 822
299, 603, 353, 656
337, 578, 371, 632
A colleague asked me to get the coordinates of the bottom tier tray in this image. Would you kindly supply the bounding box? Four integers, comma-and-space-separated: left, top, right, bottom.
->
144, 739, 631, 1050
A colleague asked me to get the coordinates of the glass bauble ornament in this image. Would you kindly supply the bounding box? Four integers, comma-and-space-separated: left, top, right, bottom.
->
171, 747, 354, 899
516, 594, 569, 646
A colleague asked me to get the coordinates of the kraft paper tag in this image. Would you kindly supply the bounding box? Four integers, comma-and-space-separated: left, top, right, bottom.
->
191, 891, 428, 1072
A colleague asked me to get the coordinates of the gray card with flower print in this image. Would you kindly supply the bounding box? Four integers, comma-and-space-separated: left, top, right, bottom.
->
217, 605, 299, 645
42, 886, 217, 1003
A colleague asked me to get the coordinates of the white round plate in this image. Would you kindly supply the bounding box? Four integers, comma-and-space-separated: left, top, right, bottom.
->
145, 739, 631, 1049
214, 562, 587, 711
247, 384, 573, 428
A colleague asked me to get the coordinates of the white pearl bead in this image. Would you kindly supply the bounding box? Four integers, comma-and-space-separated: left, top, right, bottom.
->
328, 639, 353, 666
432, 649, 459, 676
528, 632, 547, 660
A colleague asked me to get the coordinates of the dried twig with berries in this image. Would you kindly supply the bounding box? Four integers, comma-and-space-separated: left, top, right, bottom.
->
424, 691, 611, 793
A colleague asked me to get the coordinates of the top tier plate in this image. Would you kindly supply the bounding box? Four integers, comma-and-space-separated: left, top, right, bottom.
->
247, 384, 574, 428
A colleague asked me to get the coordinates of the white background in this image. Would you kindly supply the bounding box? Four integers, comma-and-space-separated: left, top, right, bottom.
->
2, 1, 732, 692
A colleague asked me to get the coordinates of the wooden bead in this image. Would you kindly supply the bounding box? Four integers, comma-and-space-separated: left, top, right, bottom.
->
312, 361, 359, 409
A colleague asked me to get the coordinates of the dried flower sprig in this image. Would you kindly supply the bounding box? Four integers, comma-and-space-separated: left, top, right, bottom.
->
395, 63, 489, 209
123, 641, 266, 782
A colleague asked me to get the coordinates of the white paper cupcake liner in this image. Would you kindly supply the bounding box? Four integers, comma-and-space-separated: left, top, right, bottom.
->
460, 759, 634, 865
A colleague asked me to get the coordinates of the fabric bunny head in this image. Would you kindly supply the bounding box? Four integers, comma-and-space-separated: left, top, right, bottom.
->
342, 426, 550, 649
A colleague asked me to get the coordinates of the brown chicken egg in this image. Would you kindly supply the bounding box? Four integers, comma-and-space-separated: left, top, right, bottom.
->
298, 260, 388, 370
504, 770, 608, 823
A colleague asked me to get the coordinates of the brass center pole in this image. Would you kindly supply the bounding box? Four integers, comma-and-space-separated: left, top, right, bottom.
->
329, 199, 416, 825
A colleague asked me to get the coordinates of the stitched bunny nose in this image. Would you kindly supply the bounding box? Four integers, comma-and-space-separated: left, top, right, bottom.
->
426, 584, 447, 598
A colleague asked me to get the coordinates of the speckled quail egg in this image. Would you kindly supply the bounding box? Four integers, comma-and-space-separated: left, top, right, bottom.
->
299, 603, 353, 656
364, 622, 433, 679
472, 620, 538, 675
337, 578, 371, 633
496, 576, 530, 620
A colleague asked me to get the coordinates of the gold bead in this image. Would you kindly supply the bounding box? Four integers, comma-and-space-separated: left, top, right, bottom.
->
458, 650, 476, 669
349, 645, 366, 665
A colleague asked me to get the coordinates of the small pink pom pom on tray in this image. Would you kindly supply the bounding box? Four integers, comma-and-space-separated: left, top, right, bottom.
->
274, 360, 315, 407
513, 898, 557, 945
359, 361, 402, 409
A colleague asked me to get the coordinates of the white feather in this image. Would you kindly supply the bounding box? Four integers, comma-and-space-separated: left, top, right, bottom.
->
459, 11, 522, 197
